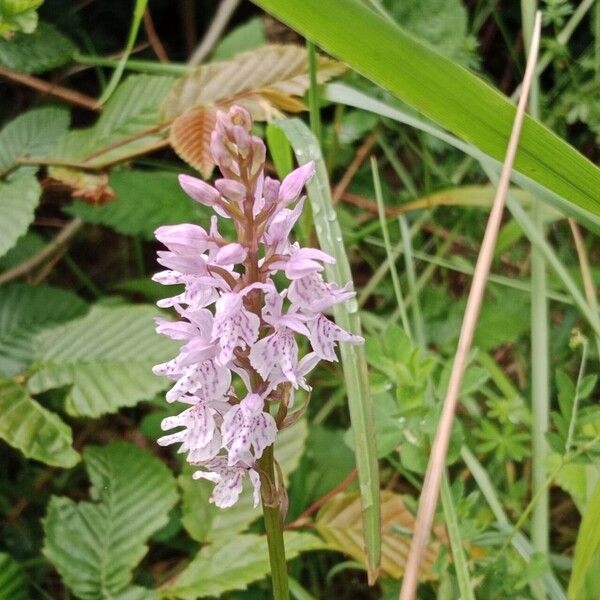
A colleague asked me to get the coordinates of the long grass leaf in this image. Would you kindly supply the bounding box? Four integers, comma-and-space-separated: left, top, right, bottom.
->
275, 118, 381, 581
251, 0, 600, 224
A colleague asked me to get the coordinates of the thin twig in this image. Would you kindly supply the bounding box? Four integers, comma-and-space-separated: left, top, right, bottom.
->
398, 12, 543, 600
0, 218, 84, 285
332, 133, 377, 204
569, 218, 600, 357
188, 0, 240, 66
0, 66, 100, 111
143, 6, 169, 63
568, 219, 598, 314
285, 469, 358, 528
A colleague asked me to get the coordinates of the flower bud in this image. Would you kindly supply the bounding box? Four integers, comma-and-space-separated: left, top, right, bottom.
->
250, 136, 266, 177
178, 175, 220, 207
215, 178, 246, 205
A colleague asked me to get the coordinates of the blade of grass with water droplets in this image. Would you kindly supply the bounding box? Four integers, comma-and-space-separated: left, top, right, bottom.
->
275, 118, 381, 582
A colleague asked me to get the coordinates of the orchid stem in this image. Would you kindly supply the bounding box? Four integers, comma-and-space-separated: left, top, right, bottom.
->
259, 445, 290, 600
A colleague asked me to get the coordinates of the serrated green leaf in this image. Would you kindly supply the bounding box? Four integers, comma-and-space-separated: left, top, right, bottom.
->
0, 174, 41, 258
547, 453, 600, 514
28, 304, 176, 417
66, 170, 208, 240
53, 74, 174, 167
164, 532, 324, 599
43, 442, 178, 600
0, 106, 70, 173
0, 552, 28, 600
0, 22, 75, 72
0, 378, 79, 467
180, 419, 307, 543
0, 283, 87, 377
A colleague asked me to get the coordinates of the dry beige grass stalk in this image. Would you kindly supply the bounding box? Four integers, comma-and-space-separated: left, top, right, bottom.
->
398, 11, 543, 600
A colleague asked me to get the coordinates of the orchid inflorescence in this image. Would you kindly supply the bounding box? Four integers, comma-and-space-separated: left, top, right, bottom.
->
153, 105, 363, 509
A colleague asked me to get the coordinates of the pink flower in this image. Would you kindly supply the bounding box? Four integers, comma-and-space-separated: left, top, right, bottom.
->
288, 272, 356, 313
153, 105, 363, 509
193, 457, 261, 508
250, 285, 310, 386
283, 246, 336, 280
221, 393, 277, 465
307, 314, 364, 361
279, 161, 315, 206
157, 399, 223, 463
211, 285, 263, 365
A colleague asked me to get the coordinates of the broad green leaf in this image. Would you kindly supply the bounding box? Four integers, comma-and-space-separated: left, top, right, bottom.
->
0, 552, 28, 600
43, 442, 178, 600
0, 0, 42, 37
28, 304, 176, 417
253, 0, 600, 225
0, 22, 75, 72
0, 283, 87, 377
305, 426, 356, 501
0, 106, 70, 173
211, 16, 266, 61
0, 230, 43, 269
568, 480, 600, 599
180, 419, 308, 543
163, 532, 324, 599
315, 491, 445, 580
0, 378, 79, 467
52, 74, 174, 167
113, 587, 157, 600
66, 170, 208, 240
276, 118, 380, 577
547, 453, 600, 514
0, 174, 41, 258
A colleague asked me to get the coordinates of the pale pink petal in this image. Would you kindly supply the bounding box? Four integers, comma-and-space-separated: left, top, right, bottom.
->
155, 224, 211, 253
279, 161, 315, 204
308, 315, 364, 362
215, 242, 247, 266
249, 468, 262, 507
179, 174, 220, 206
215, 178, 246, 204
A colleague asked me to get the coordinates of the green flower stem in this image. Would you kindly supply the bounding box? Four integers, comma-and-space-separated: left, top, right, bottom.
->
258, 445, 290, 600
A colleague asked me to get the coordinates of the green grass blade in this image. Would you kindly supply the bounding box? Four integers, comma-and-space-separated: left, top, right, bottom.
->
251, 0, 600, 224
568, 481, 600, 599
98, 0, 148, 105
275, 118, 381, 580
440, 474, 476, 600
371, 157, 412, 338
324, 83, 600, 234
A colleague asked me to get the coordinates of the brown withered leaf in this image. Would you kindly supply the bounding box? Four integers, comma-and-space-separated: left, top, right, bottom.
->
258, 88, 307, 113
164, 45, 344, 177
163, 44, 345, 120
46, 166, 115, 205
169, 106, 217, 179
315, 491, 447, 582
